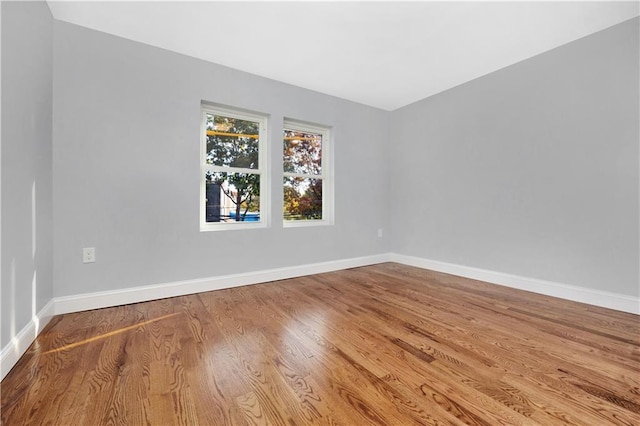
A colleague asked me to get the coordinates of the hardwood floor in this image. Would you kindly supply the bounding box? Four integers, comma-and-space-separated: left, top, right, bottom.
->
2, 263, 639, 425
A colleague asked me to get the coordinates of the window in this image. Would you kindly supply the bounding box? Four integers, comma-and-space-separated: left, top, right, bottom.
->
200, 104, 268, 230
283, 120, 332, 226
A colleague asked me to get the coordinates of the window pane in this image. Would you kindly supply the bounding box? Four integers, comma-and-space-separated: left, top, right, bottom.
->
205, 171, 260, 222
206, 113, 259, 169
283, 177, 322, 220
283, 129, 322, 175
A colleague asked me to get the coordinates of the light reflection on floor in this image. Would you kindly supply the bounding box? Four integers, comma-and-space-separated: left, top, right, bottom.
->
40, 312, 180, 355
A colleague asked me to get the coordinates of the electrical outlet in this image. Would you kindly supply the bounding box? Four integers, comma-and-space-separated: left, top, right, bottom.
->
377, 228, 383, 238
83, 247, 96, 263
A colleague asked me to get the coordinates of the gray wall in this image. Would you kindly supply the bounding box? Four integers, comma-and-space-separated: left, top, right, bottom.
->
390, 17, 640, 297
3, 4, 636, 325
52, 21, 390, 297
1, 1, 54, 347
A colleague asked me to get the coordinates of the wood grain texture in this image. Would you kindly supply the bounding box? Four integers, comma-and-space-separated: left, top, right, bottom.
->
2, 263, 639, 425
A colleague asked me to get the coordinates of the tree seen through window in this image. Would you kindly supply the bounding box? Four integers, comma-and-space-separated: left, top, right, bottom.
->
205, 113, 261, 222
283, 128, 323, 220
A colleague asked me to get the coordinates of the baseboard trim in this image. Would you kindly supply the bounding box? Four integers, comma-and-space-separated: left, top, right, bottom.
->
54, 253, 393, 315
4, 252, 637, 380
390, 253, 640, 315
1, 299, 55, 380
2, 254, 389, 380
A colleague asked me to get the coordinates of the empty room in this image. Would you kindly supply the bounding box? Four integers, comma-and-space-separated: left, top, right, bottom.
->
1, 1, 639, 424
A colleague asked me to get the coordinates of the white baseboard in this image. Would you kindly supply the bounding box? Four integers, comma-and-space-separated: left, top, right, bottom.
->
390, 253, 640, 315
54, 253, 393, 315
1, 299, 55, 380
3, 252, 637, 380
1, 254, 388, 380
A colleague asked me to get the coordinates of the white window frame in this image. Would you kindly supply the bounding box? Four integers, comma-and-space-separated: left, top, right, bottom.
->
200, 104, 269, 231
283, 119, 333, 228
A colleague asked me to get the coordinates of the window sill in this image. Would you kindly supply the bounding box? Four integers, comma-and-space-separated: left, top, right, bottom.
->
200, 222, 268, 232
283, 219, 333, 229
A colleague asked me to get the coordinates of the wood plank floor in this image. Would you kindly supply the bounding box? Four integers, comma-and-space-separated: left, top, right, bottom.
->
2, 263, 639, 425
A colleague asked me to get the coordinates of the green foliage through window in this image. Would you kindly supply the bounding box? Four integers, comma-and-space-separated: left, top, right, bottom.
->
283, 128, 324, 221
204, 110, 262, 224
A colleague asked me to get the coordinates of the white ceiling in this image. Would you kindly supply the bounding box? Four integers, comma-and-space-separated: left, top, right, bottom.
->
47, 1, 639, 111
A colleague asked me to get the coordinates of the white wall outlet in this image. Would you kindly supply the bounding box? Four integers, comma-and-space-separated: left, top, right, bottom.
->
83, 247, 96, 263
377, 228, 384, 238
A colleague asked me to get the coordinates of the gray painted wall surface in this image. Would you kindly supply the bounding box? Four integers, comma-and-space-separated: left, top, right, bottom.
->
3, 3, 636, 324
52, 21, 390, 297
390, 18, 640, 297
1, 1, 54, 347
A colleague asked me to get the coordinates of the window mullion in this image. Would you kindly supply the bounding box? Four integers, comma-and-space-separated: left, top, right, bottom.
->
283, 172, 322, 180
204, 165, 261, 175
